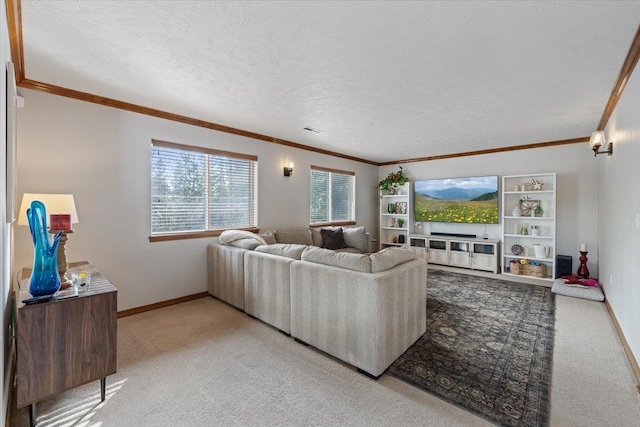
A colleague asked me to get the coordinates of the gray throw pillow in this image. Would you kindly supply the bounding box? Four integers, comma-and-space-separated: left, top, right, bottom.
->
342, 226, 368, 253
309, 227, 323, 247
321, 228, 348, 250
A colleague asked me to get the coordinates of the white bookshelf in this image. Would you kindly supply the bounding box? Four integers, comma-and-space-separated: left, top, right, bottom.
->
379, 183, 411, 249
501, 173, 556, 281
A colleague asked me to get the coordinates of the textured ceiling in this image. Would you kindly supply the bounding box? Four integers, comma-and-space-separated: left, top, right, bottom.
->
20, 1, 640, 163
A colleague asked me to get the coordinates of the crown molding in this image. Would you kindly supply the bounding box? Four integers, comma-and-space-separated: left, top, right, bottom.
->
18, 78, 378, 165
377, 137, 590, 166
5, 0, 25, 83
597, 25, 640, 131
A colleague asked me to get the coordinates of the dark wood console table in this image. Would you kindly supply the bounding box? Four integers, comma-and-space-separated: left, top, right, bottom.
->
16, 262, 117, 427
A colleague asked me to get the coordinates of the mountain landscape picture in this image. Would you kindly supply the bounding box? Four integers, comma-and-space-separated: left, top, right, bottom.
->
414, 176, 499, 223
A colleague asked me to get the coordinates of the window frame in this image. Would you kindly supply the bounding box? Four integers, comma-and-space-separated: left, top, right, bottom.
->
309, 165, 356, 227
149, 139, 258, 242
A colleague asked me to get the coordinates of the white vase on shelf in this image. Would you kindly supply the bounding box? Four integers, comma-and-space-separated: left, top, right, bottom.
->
512, 205, 522, 217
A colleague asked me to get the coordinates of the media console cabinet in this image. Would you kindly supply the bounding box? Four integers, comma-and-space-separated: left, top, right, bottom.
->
407, 234, 501, 274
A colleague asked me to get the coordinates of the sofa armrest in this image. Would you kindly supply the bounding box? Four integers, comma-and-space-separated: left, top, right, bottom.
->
207, 243, 249, 310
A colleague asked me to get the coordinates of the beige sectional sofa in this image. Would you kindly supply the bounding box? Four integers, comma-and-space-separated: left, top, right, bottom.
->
207, 227, 427, 378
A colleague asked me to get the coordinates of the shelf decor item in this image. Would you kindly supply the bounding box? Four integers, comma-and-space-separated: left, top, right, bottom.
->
25, 201, 62, 296
520, 196, 537, 216
398, 218, 405, 228
387, 203, 396, 214
531, 179, 544, 190
534, 202, 544, 217
512, 204, 522, 217
376, 166, 409, 193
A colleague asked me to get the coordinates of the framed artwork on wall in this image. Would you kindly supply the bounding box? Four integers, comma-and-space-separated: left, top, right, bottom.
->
5, 61, 17, 223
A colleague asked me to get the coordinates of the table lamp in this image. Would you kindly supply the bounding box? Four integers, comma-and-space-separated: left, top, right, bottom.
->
18, 193, 79, 289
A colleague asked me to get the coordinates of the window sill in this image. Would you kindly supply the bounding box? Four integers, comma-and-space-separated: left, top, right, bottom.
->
149, 227, 260, 242
309, 221, 357, 228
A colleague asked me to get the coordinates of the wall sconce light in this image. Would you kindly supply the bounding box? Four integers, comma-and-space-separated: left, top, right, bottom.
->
284, 162, 294, 177
589, 131, 613, 157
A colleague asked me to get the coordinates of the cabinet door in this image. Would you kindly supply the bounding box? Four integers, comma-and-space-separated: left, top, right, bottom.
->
448, 240, 471, 267
472, 254, 496, 272
449, 251, 471, 267
428, 250, 448, 265
411, 246, 428, 261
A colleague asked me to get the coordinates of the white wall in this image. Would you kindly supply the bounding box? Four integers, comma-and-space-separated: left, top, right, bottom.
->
1, 0, 13, 419
379, 143, 600, 276
14, 89, 379, 311
599, 64, 640, 364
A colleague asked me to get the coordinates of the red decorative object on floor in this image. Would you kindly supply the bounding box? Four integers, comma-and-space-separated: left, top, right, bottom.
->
559, 275, 600, 287
577, 251, 589, 278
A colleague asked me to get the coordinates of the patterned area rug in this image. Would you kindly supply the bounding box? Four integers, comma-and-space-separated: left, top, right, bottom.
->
387, 270, 555, 427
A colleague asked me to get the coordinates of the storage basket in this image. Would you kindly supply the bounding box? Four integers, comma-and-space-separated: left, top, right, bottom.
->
509, 262, 547, 278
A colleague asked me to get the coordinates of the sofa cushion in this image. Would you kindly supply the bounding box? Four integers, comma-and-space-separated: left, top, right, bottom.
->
219, 230, 267, 249
320, 228, 348, 250
334, 247, 362, 254
255, 243, 307, 260
369, 247, 416, 273
342, 226, 368, 253
224, 238, 263, 250
275, 229, 313, 246
309, 227, 323, 247
259, 231, 277, 245
301, 246, 371, 273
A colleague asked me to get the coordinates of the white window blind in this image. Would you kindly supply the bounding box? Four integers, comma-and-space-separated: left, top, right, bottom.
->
151, 140, 258, 235
310, 166, 355, 224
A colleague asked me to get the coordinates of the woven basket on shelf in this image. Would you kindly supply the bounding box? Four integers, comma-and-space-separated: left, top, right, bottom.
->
509, 262, 547, 278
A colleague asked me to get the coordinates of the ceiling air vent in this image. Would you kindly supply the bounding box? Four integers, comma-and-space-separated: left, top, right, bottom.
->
303, 126, 324, 134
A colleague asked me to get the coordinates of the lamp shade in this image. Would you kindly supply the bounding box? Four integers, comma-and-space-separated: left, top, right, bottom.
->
17, 193, 79, 226
589, 131, 605, 149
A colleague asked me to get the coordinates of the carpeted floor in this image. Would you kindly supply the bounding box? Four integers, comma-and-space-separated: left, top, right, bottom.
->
9, 271, 640, 426
388, 270, 555, 427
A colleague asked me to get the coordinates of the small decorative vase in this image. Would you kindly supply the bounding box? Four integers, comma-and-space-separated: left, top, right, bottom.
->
387, 203, 396, 214
512, 205, 522, 217
534, 203, 544, 217
27, 201, 63, 296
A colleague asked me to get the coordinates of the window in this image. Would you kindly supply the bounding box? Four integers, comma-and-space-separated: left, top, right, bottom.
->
151, 140, 258, 239
310, 165, 355, 225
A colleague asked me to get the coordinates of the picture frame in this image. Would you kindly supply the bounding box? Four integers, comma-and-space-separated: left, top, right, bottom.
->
5, 62, 17, 223
395, 202, 407, 215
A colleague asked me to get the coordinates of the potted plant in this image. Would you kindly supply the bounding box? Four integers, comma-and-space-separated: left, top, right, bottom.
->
376, 166, 409, 194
